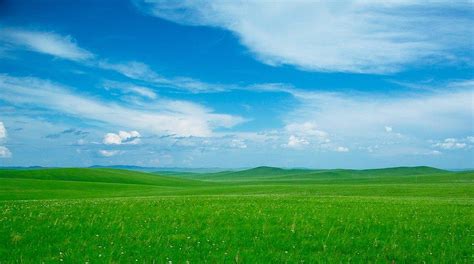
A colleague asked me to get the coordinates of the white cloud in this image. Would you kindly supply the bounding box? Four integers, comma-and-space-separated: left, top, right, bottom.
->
129, 86, 157, 99
139, 1, 473, 73
103, 133, 121, 145
1, 28, 93, 61
229, 138, 247, 149
256, 80, 474, 155
0, 146, 11, 158
284, 135, 309, 149
282, 82, 473, 140
1, 28, 232, 94
428, 150, 442, 156
103, 131, 141, 145
0, 122, 10, 158
434, 138, 467, 150
335, 146, 349, 152
0, 75, 245, 137
98, 150, 121, 157
98, 61, 228, 93
98, 61, 163, 82
0, 122, 6, 139
285, 122, 329, 140
0, 146, 11, 159
282, 122, 330, 149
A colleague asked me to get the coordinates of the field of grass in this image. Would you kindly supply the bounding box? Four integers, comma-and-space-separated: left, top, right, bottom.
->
0, 167, 472, 263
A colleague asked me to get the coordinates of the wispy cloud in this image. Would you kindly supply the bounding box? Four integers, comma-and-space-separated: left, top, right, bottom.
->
138, 1, 474, 73
1, 28, 94, 61
250, 79, 474, 155
258, 80, 474, 140
0, 74, 245, 137
1, 28, 233, 93
97, 60, 231, 93
103, 80, 157, 100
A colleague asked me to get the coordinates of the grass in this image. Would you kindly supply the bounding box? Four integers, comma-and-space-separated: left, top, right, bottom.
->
0, 167, 472, 263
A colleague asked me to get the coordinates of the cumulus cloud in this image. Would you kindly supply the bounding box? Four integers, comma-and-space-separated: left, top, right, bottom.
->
284, 135, 309, 149
0, 122, 10, 158
385, 126, 393, 133
0, 74, 245, 137
335, 146, 349, 152
103, 131, 141, 145
98, 150, 121, 157
285, 122, 328, 139
138, 1, 474, 73
433, 138, 468, 150
282, 122, 330, 149
0, 122, 6, 139
1, 28, 94, 61
0, 146, 11, 158
229, 138, 247, 149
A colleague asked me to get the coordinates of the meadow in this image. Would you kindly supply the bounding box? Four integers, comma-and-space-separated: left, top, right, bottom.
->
0, 167, 472, 263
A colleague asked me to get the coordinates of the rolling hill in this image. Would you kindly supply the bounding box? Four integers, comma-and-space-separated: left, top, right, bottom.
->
171, 166, 467, 184
0, 168, 202, 186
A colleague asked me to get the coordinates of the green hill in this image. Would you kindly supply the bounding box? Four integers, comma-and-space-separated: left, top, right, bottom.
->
0, 167, 472, 201
0, 168, 202, 187
179, 166, 471, 184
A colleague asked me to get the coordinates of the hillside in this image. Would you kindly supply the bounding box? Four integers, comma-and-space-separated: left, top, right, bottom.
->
0, 168, 202, 187
0, 166, 472, 200
177, 166, 472, 184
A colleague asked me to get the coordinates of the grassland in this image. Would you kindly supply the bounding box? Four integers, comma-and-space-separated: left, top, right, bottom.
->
0, 166, 472, 263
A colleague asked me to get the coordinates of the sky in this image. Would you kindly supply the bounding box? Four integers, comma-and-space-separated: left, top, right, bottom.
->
0, 0, 473, 169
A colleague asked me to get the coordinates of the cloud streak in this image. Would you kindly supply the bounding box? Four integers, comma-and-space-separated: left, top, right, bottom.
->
138, 0, 474, 73
0, 75, 245, 137
1, 28, 233, 93
260, 81, 474, 141
1, 28, 94, 61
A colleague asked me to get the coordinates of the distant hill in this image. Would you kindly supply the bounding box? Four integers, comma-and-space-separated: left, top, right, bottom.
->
89, 165, 227, 173
0, 166, 46, 170
0, 166, 472, 200
175, 166, 472, 184
1, 166, 471, 186
0, 168, 202, 186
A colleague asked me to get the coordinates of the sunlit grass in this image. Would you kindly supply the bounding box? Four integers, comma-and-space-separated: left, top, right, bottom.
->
0, 167, 472, 262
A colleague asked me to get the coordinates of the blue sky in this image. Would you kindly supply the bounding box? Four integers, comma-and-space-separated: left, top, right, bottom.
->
0, 0, 473, 169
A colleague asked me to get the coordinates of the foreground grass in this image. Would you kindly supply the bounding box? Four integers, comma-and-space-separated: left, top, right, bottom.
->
1, 196, 472, 263
0, 167, 472, 262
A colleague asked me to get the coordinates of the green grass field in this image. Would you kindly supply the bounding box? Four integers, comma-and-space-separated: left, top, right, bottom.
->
0, 167, 472, 263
